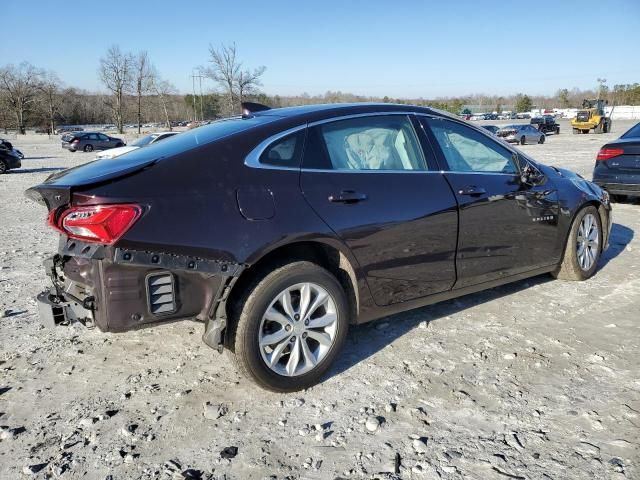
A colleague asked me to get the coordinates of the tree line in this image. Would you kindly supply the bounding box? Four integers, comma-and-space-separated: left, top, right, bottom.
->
1, 44, 638, 134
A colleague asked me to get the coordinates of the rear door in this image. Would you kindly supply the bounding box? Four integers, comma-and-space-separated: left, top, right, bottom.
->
420, 116, 560, 288
300, 114, 459, 306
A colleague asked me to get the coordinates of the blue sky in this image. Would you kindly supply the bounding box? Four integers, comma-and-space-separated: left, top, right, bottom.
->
3, 0, 639, 98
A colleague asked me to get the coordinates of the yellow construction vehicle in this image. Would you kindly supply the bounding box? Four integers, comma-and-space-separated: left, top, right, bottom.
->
571, 99, 613, 134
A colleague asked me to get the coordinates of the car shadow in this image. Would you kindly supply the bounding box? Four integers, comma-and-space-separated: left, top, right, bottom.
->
10, 167, 64, 174
326, 274, 553, 381
326, 223, 633, 381
23, 156, 55, 160
600, 222, 634, 268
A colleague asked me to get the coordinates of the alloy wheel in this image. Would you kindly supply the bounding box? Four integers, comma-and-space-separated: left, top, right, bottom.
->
577, 213, 599, 271
258, 282, 338, 377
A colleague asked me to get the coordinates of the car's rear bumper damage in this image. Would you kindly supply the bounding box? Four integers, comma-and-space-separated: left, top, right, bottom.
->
36, 236, 244, 351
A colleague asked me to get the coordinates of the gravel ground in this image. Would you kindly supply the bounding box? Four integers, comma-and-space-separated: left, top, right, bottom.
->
1, 121, 639, 479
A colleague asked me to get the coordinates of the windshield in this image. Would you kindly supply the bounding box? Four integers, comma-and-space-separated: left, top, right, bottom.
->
131, 135, 156, 147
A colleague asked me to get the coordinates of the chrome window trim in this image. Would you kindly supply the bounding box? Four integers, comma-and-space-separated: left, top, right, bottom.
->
244, 111, 421, 171
244, 124, 307, 171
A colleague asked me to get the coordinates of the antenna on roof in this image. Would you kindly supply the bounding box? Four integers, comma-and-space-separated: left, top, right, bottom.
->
241, 102, 271, 118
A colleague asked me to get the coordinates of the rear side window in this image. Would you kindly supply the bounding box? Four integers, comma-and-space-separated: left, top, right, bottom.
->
425, 118, 518, 174
260, 130, 305, 167
304, 115, 426, 171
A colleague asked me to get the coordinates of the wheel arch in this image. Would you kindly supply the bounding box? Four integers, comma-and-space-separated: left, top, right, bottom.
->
562, 200, 609, 256
227, 239, 362, 330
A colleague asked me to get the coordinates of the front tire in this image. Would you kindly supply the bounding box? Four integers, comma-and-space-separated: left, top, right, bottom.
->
229, 261, 349, 392
0, 160, 7, 174
538, 134, 545, 144
552, 206, 602, 281
520, 136, 526, 145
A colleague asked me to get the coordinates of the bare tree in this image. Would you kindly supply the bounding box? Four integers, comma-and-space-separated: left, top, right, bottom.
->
236, 66, 266, 106
134, 51, 155, 134
205, 43, 240, 115
151, 76, 177, 130
99, 45, 133, 133
38, 70, 63, 134
0, 62, 42, 134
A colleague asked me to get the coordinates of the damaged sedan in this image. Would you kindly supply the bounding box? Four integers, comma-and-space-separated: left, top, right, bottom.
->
27, 102, 611, 391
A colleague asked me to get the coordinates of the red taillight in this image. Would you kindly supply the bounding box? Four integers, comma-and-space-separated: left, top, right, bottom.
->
49, 204, 142, 244
597, 147, 624, 161
71, 138, 80, 144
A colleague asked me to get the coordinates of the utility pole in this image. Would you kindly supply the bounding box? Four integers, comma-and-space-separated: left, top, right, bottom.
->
191, 71, 197, 122
198, 73, 204, 121
191, 69, 206, 122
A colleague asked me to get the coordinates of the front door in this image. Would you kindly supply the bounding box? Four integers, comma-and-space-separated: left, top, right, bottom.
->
300, 114, 459, 306
420, 116, 560, 288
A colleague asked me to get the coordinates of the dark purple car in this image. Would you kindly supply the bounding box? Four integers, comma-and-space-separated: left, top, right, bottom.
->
27, 103, 611, 391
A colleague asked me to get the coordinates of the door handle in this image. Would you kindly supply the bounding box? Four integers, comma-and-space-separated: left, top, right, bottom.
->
328, 190, 368, 204
458, 186, 487, 196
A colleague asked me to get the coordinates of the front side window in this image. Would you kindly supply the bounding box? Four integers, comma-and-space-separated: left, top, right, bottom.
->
305, 115, 426, 171
98, 134, 109, 141
425, 118, 518, 174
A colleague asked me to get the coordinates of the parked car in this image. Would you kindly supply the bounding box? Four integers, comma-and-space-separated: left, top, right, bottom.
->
482, 125, 500, 135
0, 146, 21, 173
531, 115, 560, 135
28, 102, 611, 391
497, 124, 546, 144
592, 121, 640, 202
95, 132, 179, 159
61, 132, 125, 152
1, 138, 24, 159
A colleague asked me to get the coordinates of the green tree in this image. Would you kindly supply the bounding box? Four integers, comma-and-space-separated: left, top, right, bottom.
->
557, 88, 570, 108
514, 94, 532, 113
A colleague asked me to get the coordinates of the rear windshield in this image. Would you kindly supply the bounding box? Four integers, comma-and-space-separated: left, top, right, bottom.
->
121, 116, 274, 161
44, 116, 276, 186
621, 122, 640, 139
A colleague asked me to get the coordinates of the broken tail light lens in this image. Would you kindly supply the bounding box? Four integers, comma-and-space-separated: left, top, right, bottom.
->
49, 204, 142, 244
596, 148, 624, 161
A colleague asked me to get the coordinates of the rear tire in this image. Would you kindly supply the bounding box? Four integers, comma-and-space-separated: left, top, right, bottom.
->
228, 261, 349, 392
520, 136, 526, 145
84, 144, 94, 152
552, 206, 602, 281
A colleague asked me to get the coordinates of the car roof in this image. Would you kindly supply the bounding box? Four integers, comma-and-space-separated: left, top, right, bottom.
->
252, 102, 443, 122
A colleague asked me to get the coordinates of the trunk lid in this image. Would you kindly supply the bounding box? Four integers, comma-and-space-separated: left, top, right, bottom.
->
26, 150, 163, 209
600, 139, 640, 172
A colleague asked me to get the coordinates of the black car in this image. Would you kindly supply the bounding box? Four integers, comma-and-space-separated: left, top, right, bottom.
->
0, 146, 22, 173
593, 121, 640, 201
27, 103, 612, 391
61, 132, 125, 153
531, 115, 560, 135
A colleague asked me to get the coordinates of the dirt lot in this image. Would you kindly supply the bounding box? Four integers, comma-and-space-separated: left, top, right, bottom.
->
1, 121, 638, 479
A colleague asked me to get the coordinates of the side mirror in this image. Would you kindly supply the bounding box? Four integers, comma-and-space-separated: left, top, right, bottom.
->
518, 158, 544, 185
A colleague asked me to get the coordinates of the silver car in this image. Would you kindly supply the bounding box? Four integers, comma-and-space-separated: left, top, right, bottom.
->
497, 124, 545, 145
61, 132, 125, 153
